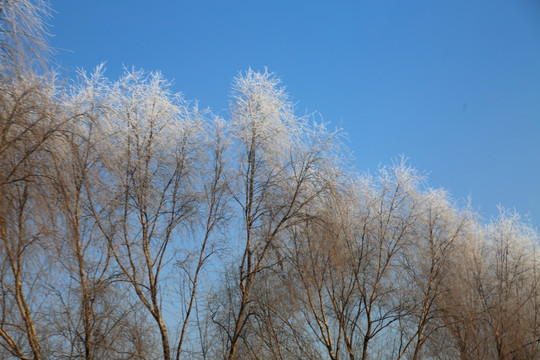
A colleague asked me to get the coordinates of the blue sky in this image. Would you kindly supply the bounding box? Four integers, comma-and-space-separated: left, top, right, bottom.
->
49, 0, 540, 229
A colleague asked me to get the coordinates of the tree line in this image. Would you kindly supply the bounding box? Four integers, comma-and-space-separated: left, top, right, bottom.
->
1, 1, 539, 359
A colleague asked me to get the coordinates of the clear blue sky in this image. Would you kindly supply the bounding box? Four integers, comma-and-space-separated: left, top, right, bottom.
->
49, 0, 540, 229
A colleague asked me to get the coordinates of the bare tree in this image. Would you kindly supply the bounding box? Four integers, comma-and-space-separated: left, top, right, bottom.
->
0, 68, 61, 360
282, 162, 424, 360
46, 67, 110, 360
437, 209, 539, 360
36, 67, 159, 359
285, 186, 359, 360
91, 68, 218, 360
212, 69, 340, 360
395, 189, 472, 360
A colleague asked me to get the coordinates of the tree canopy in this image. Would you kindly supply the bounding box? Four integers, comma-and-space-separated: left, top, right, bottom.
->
0, 2, 538, 359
